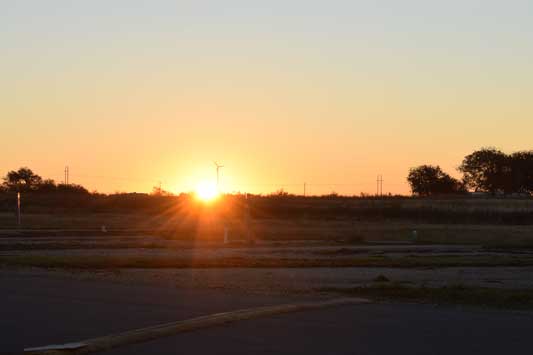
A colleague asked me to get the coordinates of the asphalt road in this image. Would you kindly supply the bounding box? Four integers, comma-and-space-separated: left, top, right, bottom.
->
104, 304, 531, 355
1, 272, 531, 355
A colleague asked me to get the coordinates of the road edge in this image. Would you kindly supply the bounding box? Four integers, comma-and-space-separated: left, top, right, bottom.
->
24, 297, 370, 355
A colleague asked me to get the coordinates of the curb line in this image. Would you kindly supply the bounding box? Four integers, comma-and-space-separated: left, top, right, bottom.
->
24, 297, 370, 355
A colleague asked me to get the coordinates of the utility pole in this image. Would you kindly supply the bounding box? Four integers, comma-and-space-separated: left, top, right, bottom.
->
64, 166, 69, 185
304, 182, 306, 197
376, 175, 384, 197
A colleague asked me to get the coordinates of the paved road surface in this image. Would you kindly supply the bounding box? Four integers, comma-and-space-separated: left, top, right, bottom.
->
1, 272, 531, 355
103, 304, 531, 355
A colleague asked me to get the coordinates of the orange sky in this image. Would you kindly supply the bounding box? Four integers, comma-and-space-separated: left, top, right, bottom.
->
2, 1, 532, 195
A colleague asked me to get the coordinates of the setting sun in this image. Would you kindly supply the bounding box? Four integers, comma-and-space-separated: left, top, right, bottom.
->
195, 181, 219, 202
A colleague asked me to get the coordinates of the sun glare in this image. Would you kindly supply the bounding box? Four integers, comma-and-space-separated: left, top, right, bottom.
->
195, 181, 219, 202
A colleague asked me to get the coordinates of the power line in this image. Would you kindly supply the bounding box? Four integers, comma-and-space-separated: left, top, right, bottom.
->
70, 173, 163, 184
30, 167, 409, 195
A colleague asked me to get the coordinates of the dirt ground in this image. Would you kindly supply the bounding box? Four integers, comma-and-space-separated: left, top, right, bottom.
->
2, 234, 533, 295
5, 265, 533, 296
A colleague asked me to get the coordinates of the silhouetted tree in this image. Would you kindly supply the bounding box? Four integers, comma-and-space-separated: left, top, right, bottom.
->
407, 165, 464, 196
272, 189, 289, 197
458, 148, 512, 194
56, 183, 89, 194
3, 167, 43, 192
1, 168, 92, 194
151, 185, 174, 196
510, 151, 533, 194
37, 179, 58, 192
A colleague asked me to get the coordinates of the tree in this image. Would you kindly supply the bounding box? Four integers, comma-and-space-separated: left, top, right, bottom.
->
151, 185, 173, 196
37, 179, 58, 192
510, 151, 533, 194
3, 167, 43, 192
407, 165, 464, 196
272, 189, 289, 197
56, 183, 89, 194
458, 148, 512, 194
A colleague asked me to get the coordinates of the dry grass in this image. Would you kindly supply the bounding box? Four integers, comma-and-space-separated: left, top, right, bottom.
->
318, 284, 533, 309
3, 213, 533, 247
3, 254, 533, 269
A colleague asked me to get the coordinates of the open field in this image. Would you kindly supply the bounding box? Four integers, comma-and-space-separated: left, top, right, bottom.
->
2, 212, 533, 354
2, 233, 533, 308
4, 213, 533, 247
2, 203, 533, 310
5, 253, 533, 269
3, 195, 533, 228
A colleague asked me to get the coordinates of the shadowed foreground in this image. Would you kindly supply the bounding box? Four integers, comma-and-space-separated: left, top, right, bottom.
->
1, 272, 530, 355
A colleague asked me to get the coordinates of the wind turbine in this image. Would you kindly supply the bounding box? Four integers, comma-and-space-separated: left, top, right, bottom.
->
214, 161, 224, 192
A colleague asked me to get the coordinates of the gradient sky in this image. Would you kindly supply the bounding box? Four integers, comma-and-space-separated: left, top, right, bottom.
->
2, 0, 532, 195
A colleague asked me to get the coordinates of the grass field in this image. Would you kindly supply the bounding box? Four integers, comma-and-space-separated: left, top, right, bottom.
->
3, 195, 533, 226
2, 198, 533, 310
3, 212, 533, 247
3, 254, 533, 269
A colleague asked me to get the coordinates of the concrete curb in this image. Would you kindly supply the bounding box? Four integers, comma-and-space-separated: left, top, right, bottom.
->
24, 297, 370, 355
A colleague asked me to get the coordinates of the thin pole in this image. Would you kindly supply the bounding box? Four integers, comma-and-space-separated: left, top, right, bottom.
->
17, 192, 21, 228
304, 183, 306, 197
64, 166, 70, 185
377, 175, 383, 197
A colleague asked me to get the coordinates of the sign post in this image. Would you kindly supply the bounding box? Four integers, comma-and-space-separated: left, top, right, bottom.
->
17, 192, 21, 228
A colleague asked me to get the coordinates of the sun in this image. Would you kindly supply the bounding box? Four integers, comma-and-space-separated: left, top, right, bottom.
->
195, 181, 219, 202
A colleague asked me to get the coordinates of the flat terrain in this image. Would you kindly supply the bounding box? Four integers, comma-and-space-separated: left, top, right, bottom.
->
2, 235, 533, 290
2, 222, 532, 354
4, 212, 533, 246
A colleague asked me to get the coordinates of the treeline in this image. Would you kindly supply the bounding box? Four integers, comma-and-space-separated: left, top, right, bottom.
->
408, 148, 533, 196
2, 166, 533, 224
0, 167, 184, 214
1, 167, 89, 194
2, 192, 533, 225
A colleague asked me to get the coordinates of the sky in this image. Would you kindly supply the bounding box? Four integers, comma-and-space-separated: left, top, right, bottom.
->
1, 0, 532, 195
